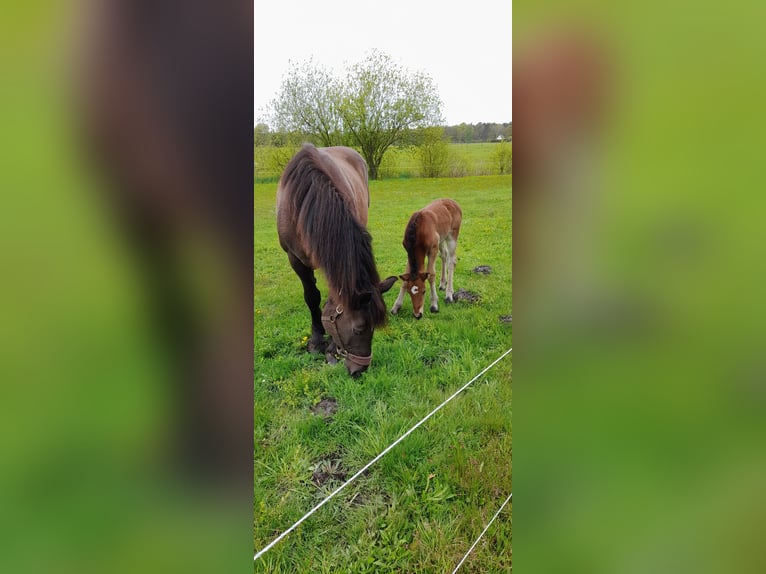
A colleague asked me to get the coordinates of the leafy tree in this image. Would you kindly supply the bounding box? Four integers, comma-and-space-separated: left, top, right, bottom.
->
254, 123, 270, 146
267, 58, 346, 147
457, 122, 474, 143
341, 51, 443, 179
266, 51, 443, 179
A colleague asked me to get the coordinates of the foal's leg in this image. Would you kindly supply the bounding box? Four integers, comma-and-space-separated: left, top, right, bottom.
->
445, 236, 458, 303
391, 260, 411, 315
390, 262, 409, 315
438, 241, 448, 291
428, 247, 439, 313
288, 253, 327, 353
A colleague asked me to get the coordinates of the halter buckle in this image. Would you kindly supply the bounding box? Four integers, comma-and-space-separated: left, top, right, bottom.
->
328, 304, 343, 323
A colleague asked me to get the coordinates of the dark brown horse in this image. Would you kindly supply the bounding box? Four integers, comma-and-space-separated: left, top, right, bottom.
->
277, 144, 397, 377
391, 198, 462, 318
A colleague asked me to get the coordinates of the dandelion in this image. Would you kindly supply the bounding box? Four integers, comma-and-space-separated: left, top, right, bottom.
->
302, 335, 308, 343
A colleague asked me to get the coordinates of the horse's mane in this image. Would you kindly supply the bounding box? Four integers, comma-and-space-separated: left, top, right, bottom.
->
281, 144, 387, 326
403, 212, 421, 281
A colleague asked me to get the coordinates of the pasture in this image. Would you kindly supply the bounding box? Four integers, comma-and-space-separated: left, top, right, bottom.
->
255, 142, 511, 182
255, 175, 512, 572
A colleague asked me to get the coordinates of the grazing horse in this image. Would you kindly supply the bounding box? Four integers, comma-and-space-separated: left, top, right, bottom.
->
391, 199, 462, 319
277, 144, 397, 377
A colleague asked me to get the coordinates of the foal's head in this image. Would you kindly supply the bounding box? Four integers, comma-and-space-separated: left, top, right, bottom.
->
322, 276, 398, 377
399, 272, 432, 319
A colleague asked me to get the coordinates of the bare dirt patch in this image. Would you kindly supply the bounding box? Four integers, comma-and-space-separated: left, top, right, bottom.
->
472, 265, 493, 275
311, 397, 338, 419
453, 288, 481, 303
499, 315, 512, 323
312, 453, 346, 486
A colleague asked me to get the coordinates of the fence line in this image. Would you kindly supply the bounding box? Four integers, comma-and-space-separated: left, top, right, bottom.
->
451, 492, 513, 574
254, 347, 513, 562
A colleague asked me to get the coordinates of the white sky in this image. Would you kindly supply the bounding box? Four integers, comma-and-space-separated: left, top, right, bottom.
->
254, 0, 511, 127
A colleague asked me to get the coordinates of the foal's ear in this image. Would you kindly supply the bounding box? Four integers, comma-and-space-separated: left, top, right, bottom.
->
419, 272, 430, 281
398, 274, 409, 282
379, 275, 398, 294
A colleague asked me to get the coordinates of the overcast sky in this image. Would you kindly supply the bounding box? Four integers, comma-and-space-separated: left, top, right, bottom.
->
254, 1, 511, 127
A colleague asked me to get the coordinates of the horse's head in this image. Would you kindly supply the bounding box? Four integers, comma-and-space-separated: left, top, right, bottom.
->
323, 276, 398, 377
399, 272, 432, 319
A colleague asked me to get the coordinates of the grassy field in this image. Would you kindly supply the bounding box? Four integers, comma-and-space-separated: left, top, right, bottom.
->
255, 143, 511, 182
254, 175, 512, 572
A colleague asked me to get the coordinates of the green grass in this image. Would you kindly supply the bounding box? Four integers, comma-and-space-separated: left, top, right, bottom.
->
255, 175, 512, 572
255, 143, 511, 181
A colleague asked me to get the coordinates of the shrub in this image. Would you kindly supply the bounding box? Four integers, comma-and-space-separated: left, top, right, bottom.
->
490, 141, 512, 175
448, 151, 473, 177
416, 127, 449, 178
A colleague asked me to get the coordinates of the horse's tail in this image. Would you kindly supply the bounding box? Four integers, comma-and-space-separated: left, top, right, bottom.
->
281, 144, 387, 325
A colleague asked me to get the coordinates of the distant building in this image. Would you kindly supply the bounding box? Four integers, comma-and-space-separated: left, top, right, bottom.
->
495, 134, 506, 142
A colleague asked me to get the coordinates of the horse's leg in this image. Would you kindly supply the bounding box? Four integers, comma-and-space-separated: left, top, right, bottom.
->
438, 241, 448, 290
288, 253, 327, 353
445, 236, 458, 303
428, 247, 439, 313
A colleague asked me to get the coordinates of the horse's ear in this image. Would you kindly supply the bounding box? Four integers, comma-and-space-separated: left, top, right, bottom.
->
379, 276, 398, 294
398, 274, 409, 282
355, 291, 373, 306
419, 272, 430, 281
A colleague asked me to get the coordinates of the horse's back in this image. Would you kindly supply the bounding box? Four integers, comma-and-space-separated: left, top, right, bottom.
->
423, 198, 462, 238
276, 144, 370, 264
321, 146, 370, 216
277, 144, 369, 218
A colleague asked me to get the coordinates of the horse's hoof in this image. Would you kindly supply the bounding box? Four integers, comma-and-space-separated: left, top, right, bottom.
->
390, 307, 399, 315
414, 312, 423, 320
430, 305, 439, 313
326, 353, 338, 365
445, 297, 454, 304
308, 339, 328, 354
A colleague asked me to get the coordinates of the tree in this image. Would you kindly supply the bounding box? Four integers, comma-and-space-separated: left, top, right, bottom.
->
253, 123, 270, 146
456, 123, 474, 143
341, 51, 443, 179
267, 58, 346, 147
266, 51, 443, 179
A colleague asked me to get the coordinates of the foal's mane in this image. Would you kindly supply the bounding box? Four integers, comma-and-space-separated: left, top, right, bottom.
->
403, 212, 422, 281
281, 144, 387, 326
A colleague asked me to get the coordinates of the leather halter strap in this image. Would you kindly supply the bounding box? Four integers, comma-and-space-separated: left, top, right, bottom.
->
321, 304, 373, 367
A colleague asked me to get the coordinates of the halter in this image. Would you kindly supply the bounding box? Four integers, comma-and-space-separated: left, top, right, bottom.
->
321, 304, 373, 367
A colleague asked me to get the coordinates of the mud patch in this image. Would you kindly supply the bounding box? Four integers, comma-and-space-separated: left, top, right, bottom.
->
472, 265, 493, 275
312, 453, 346, 486
453, 288, 481, 303
311, 397, 338, 419
347, 492, 368, 507
499, 315, 513, 323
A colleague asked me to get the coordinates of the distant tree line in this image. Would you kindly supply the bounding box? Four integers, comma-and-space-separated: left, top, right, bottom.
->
443, 122, 512, 143
254, 121, 512, 148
